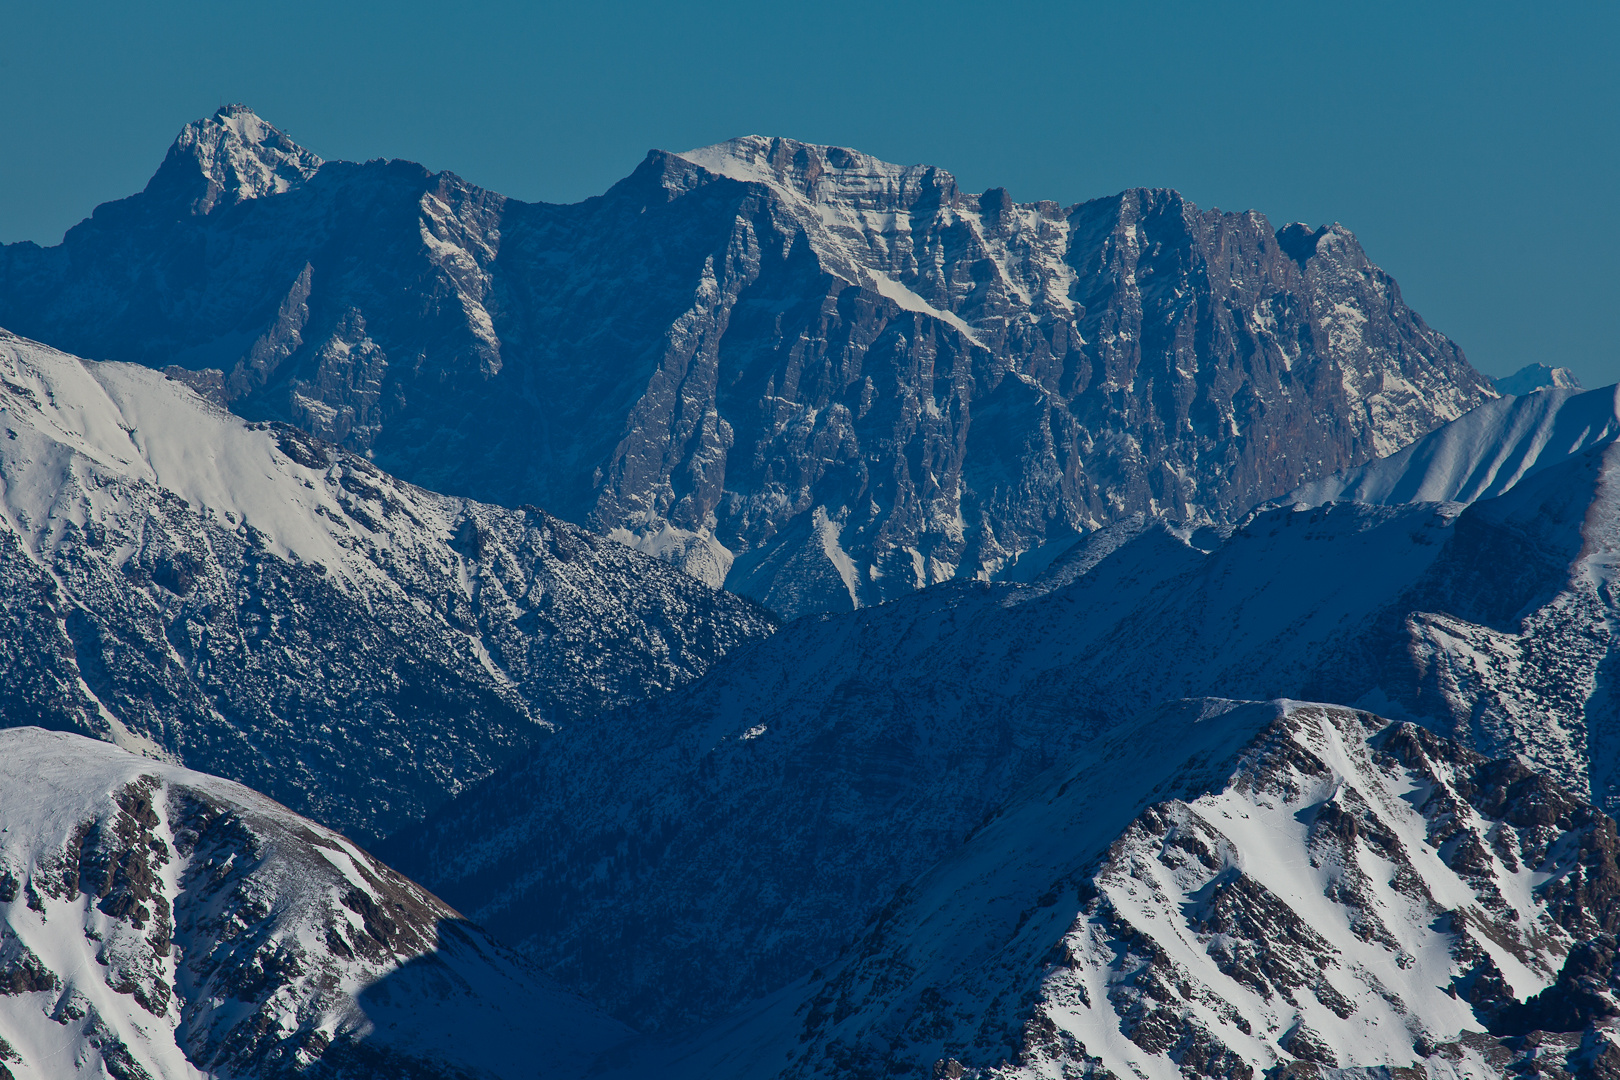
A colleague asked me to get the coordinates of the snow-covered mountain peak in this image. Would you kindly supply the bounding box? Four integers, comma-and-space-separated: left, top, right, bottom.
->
151, 104, 322, 215
1496, 362, 1584, 396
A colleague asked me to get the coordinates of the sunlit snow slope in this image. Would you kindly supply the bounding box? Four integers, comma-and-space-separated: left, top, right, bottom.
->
0, 726, 629, 1080
1286, 383, 1620, 508
0, 329, 773, 841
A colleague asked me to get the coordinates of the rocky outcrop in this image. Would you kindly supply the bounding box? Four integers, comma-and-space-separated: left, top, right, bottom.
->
0, 110, 1497, 615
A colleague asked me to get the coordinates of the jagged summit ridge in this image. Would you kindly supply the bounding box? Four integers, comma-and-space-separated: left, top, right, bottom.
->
672, 134, 1077, 345
676, 136, 946, 207
0, 109, 1499, 616
147, 103, 323, 215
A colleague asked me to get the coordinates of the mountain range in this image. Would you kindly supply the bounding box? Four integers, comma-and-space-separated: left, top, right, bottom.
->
0, 106, 1497, 616
2, 105, 1613, 1080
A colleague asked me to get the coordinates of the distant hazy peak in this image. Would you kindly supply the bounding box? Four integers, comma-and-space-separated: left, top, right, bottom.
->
1495, 362, 1583, 396
148, 103, 323, 214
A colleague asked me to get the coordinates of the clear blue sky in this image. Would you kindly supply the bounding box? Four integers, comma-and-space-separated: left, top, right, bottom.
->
3, 1, 1616, 384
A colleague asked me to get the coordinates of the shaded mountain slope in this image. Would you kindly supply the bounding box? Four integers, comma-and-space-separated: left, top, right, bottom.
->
389, 392, 1620, 1029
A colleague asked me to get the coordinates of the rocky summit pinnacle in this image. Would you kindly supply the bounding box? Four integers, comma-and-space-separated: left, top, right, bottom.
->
0, 113, 1498, 617
144, 103, 323, 215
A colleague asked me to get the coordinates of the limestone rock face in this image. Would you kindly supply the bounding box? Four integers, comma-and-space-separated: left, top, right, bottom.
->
0, 112, 1496, 615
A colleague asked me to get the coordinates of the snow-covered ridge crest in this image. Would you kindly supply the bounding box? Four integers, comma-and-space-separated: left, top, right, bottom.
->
0, 726, 628, 1079
1286, 382, 1620, 508
1495, 362, 1582, 397
677, 135, 945, 210
159, 103, 322, 214
0, 326, 369, 576
0, 328, 774, 840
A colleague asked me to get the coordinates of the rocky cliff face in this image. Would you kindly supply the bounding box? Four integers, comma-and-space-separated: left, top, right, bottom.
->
0, 330, 773, 844
0, 726, 629, 1080
0, 109, 1497, 616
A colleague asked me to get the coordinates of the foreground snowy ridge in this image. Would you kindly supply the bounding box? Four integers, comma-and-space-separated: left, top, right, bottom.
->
0, 329, 773, 840
396, 420, 1620, 1033
0, 727, 628, 1080
650, 700, 1620, 1080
